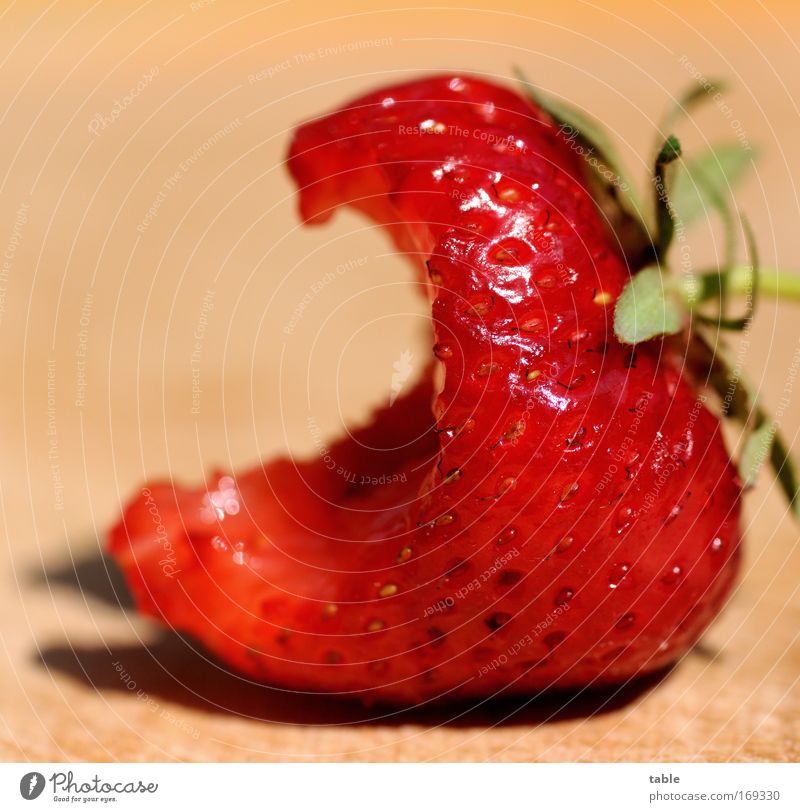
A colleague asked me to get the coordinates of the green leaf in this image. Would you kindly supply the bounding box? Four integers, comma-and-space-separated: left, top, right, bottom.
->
654, 135, 683, 261
614, 266, 685, 344
512, 67, 646, 224
739, 419, 775, 487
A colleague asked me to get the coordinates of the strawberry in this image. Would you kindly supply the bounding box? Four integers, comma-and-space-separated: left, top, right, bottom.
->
110, 74, 748, 705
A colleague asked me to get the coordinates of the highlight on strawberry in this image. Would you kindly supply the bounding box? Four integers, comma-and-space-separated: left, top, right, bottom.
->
109, 72, 799, 706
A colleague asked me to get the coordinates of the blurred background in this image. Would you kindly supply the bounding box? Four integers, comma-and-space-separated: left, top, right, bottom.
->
1, 0, 798, 761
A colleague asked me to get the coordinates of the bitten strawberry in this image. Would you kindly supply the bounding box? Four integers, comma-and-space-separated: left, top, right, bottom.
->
110, 75, 747, 705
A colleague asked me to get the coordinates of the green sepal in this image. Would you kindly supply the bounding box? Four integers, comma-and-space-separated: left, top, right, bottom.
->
768, 433, 800, 520
739, 419, 775, 488
614, 266, 685, 344
671, 144, 756, 274
671, 144, 755, 228
660, 78, 728, 133
694, 329, 800, 521
512, 67, 646, 228
695, 214, 760, 331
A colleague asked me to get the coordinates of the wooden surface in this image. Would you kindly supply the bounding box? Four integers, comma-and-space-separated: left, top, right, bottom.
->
1, 0, 799, 761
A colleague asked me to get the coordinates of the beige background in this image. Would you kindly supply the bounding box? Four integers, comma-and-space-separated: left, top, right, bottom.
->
0, 0, 798, 761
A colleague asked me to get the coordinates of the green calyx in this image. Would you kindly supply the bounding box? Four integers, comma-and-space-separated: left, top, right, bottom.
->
613, 266, 684, 344
513, 68, 800, 519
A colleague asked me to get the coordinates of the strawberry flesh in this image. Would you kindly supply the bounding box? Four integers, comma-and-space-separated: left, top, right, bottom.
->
110, 75, 741, 705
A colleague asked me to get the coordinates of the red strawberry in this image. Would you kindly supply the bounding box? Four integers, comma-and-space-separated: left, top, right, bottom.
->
110, 75, 741, 705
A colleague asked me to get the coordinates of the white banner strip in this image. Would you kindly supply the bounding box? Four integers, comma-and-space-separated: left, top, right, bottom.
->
1, 763, 797, 811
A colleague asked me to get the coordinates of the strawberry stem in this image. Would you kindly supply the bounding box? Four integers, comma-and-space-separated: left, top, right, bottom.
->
685, 266, 800, 305
654, 135, 683, 262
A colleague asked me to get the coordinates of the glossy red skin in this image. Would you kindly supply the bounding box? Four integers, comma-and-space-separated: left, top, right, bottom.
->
110, 75, 741, 705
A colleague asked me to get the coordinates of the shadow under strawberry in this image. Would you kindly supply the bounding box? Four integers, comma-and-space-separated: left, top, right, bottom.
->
34, 546, 711, 728
36, 632, 676, 730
